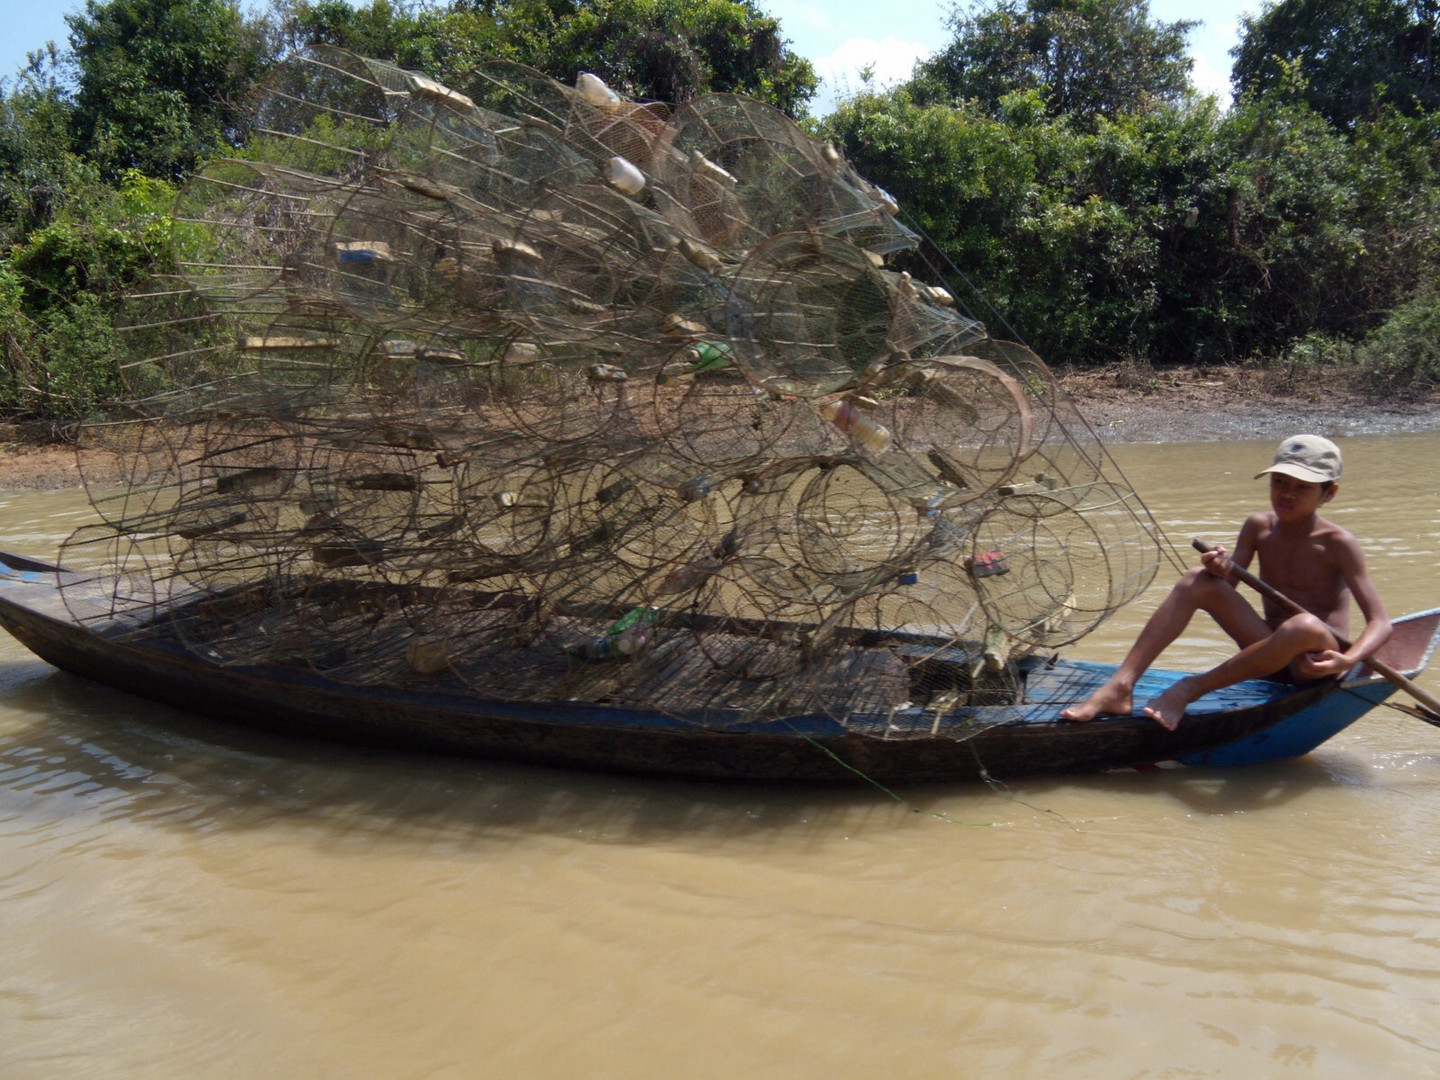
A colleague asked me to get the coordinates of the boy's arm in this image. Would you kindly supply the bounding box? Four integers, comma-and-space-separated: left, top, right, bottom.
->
1335, 534, 1391, 667
1200, 514, 1261, 579
1229, 515, 1260, 571
1298, 533, 1392, 679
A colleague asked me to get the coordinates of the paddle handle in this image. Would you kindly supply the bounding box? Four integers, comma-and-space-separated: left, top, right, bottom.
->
1190, 538, 1440, 717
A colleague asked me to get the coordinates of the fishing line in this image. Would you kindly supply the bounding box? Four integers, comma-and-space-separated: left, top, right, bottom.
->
780, 718, 1070, 827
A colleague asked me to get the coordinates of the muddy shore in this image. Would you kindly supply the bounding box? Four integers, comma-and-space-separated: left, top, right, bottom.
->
1058, 365, 1440, 445
0, 366, 1435, 491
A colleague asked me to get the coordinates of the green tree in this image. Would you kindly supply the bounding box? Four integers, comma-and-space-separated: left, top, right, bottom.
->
820, 79, 1440, 369
0, 170, 178, 427
67, 0, 270, 180
0, 57, 84, 240
912, 0, 1197, 123
1346, 105, 1440, 311
268, 0, 817, 115
1231, 0, 1439, 128
531, 0, 816, 112
1198, 94, 1362, 354
820, 88, 1207, 364
268, 0, 469, 71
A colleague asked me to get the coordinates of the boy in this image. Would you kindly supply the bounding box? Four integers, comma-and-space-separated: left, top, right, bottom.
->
1060, 434, 1391, 730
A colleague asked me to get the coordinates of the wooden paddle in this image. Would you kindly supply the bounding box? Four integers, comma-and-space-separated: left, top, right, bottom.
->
1191, 538, 1440, 725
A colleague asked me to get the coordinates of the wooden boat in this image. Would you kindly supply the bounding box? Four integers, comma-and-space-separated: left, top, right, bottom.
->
3, 549, 1436, 783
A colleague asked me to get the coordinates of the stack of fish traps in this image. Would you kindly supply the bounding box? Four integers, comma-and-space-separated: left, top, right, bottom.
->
61, 48, 1162, 728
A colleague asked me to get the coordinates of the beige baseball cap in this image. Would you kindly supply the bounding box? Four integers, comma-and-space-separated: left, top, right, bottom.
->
1255, 434, 1342, 484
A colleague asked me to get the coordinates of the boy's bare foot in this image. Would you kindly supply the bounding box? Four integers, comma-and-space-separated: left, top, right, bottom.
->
1140, 684, 1191, 731
1059, 684, 1134, 722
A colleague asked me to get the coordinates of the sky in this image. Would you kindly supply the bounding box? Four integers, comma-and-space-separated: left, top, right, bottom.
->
0, 0, 1255, 114
769, 0, 1253, 112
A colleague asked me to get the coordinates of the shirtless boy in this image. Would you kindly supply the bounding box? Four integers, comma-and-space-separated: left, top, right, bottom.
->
1060, 434, 1391, 730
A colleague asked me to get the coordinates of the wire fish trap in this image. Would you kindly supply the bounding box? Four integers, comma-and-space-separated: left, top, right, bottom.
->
651, 94, 915, 255
726, 232, 894, 397
643, 363, 832, 479
66, 48, 1164, 735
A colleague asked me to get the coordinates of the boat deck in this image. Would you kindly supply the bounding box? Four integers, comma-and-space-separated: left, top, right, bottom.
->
23, 560, 1321, 731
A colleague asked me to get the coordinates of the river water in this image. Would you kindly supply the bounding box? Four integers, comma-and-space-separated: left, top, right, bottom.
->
3, 432, 1439, 1078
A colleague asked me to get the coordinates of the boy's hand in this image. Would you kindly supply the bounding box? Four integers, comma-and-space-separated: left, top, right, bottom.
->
1294, 649, 1351, 681
1199, 545, 1232, 578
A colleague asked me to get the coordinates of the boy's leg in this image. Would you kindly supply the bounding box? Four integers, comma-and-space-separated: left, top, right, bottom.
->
1141, 613, 1338, 730
1060, 568, 1271, 722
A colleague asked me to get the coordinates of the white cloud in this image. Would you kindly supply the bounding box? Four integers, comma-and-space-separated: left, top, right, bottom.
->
1189, 53, 1234, 104
811, 36, 933, 114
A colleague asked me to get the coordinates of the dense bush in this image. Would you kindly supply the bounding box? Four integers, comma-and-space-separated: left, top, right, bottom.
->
820, 78, 1440, 370
1354, 287, 1440, 393
1232, 0, 1440, 130
0, 170, 175, 429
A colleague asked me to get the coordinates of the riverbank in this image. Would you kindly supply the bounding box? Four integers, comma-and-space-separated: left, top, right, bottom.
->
1, 365, 1435, 490
1057, 364, 1440, 444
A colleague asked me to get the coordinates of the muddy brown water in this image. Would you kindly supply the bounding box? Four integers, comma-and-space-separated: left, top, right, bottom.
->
3, 431, 1439, 1078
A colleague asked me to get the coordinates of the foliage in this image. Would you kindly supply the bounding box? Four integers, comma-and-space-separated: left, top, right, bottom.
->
0, 70, 88, 242
267, 0, 817, 115
823, 88, 1222, 364
0, 0, 819, 428
67, 0, 270, 180
824, 80, 1440, 370
912, 0, 1197, 123
1354, 285, 1440, 391
1272, 284, 1440, 395
1231, 0, 1440, 129
0, 264, 33, 409
268, 0, 490, 74
1200, 93, 1362, 350
1270, 330, 1356, 384
1347, 106, 1440, 307
0, 171, 176, 428
525, 0, 817, 112
1198, 95, 1436, 356
5, 170, 177, 312
28, 294, 121, 425
0, 275, 122, 432
3, 0, 1440, 426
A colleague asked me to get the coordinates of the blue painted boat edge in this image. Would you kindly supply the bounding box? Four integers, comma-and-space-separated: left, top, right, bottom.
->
1174, 606, 1440, 768
1175, 679, 1397, 767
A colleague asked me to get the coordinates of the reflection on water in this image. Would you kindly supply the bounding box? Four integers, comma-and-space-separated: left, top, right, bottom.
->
4, 435, 1440, 1078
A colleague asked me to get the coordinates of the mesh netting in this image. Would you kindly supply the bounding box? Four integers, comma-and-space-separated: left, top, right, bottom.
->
68, 49, 1162, 729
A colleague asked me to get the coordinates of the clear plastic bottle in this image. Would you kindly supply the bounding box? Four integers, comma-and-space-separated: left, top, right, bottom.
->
818, 398, 891, 451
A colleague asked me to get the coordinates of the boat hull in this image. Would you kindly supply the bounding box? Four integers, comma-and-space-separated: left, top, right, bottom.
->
1, 553, 1435, 783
